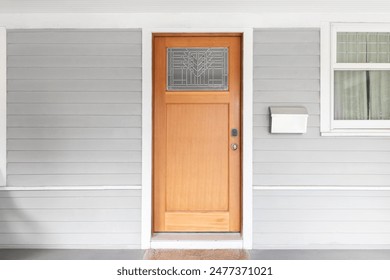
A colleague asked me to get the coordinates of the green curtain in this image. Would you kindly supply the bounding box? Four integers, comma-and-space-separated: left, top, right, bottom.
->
335, 32, 390, 120
334, 71, 368, 120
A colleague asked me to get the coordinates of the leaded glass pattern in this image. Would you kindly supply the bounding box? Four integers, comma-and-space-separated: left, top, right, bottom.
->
337, 32, 390, 63
167, 48, 228, 90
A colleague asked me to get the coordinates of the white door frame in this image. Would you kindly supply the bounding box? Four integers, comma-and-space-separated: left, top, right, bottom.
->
141, 28, 253, 249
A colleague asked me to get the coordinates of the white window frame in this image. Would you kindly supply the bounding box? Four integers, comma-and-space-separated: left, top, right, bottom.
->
321, 22, 390, 136
0, 27, 6, 187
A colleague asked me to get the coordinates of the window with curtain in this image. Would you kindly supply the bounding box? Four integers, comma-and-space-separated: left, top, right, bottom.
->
321, 24, 390, 136
335, 32, 390, 121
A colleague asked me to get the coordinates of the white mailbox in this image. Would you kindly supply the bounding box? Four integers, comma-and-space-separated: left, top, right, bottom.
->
270, 106, 308, 134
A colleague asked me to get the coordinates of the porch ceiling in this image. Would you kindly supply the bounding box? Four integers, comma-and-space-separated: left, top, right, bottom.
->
0, 0, 390, 14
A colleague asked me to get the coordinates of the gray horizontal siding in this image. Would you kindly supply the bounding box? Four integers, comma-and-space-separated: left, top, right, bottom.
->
0, 234, 140, 246
8, 116, 142, 127
0, 222, 139, 233
253, 30, 319, 43
254, 162, 390, 174
7, 139, 141, 150
8, 151, 141, 162
0, 189, 141, 248
7, 163, 141, 174
253, 43, 320, 56
253, 151, 390, 163
7, 174, 141, 187
8, 104, 141, 115
8, 68, 141, 80
3, 29, 142, 249
8, 56, 141, 67
8, 80, 141, 91
253, 138, 390, 151
254, 55, 319, 67
253, 28, 390, 186
253, 190, 390, 248
0, 196, 141, 209
8, 44, 141, 55
7, 29, 142, 188
8, 128, 141, 138
7, 30, 141, 44
0, 208, 141, 222
254, 67, 320, 79
253, 29, 390, 249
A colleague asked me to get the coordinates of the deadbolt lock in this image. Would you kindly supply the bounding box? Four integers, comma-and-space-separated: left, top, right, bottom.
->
231, 143, 238, 151
231, 128, 238, 137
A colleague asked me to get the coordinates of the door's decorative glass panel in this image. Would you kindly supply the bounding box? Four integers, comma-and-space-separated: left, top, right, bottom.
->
167, 48, 228, 90
337, 32, 390, 63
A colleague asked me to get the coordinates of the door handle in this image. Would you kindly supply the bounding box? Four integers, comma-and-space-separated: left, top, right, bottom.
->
231, 143, 238, 151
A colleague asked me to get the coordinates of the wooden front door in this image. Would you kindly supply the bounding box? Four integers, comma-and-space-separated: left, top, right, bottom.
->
153, 34, 241, 232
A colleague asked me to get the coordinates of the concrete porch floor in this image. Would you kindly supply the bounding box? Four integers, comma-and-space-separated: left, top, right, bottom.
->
0, 249, 390, 260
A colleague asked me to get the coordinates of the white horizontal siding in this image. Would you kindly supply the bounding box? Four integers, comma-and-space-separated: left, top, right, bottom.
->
0, 189, 141, 248
253, 29, 390, 249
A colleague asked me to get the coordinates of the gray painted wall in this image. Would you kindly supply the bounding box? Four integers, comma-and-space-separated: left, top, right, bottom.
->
3, 28, 389, 249
1, 29, 142, 248
7, 29, 142, 187
253, 29, 390, 248
0, 189, 141, 248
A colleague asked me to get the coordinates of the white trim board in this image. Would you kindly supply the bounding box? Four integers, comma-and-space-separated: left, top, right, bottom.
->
1, 186, 142, 191
0, 27, 5, 187
254, 186, 390, 191
141, 28, 153, 250
254, 244, 390, 250
0, 244, 141, 250
141, 28, 253, 250
3, 13, 390, 29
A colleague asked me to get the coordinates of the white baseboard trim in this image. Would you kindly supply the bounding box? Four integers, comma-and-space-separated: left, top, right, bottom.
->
0, 186, 142, 191
0, 244, 142, 249
254, 186, 390, 191
254, 244, 390, 250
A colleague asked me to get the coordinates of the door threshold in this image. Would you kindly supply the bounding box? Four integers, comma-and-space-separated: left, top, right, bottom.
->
150, 233, 243, 249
